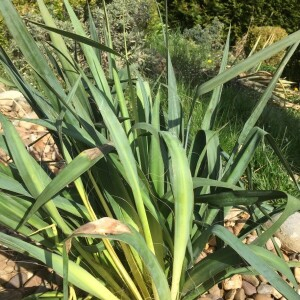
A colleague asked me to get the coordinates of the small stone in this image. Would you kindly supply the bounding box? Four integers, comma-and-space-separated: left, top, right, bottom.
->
242, 280, 256, 296
6, 272, 28, 288
25, 111, 38, 119
274, 237, 282, 249
225, 289, 236, 300
0, 90, 23, 100
254, 295, 272, 300
223, 275, 243, 290
234, 288, 246, 300
0, 253, 8, 263
257, 283, 274, 295
265, 212, 300, 253
209, 284, 221, 299
242, 275, 259, 287
266, 239, 274, 251
24, 273, 43, 288
44, 144, 51, 154
0, 99, 14, 106
225, 208, 243, 221
233, 221, 246, 236
0, 272, 16, 283
257, 275, 268, 283
0, 83, 6, 92
227, 227, 235, 234
197, 251, 207, 262
247, 235, 257, 244
19, 120, 34, 130
51, 151, 56, 161
1, 105, 12, 112
281, 252, 289, 262
294, 267, 300, 284
3, 264, 15, 274
272, 288, 282, 299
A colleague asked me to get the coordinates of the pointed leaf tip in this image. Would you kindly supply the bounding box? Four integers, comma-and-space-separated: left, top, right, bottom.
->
65, 217, 131, 252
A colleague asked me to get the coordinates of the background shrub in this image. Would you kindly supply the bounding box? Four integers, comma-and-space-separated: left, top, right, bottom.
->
160, 0, 300, 40
245, 26, 288, 66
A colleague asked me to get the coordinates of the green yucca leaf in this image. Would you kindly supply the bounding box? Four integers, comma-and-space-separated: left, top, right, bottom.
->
21, 145, 114, 225
81, 72, 155, 252
0, 0, 65, 111
23, 291, 63, 299
237, 41, 300, 148
0, 47, 56, 120
64, 218, 171, 299
36, 0, 93, 120
189, 129, 221, 180
193, 177, 243, 191
0, 114, 49, 199
197, 30, 300, 95
0, 173, 32, 197
223, 127, 266, 184
0, 114, 70, 233
27, 20, 122, 58
0, 232, 120, 300
0, 192, 56, 240
150, 90, 165, 197
183, 245, 297, 299
254, 193, 300, 246
265, 134, 300, 190
212, 225, 299, 299
87, 3, 102, 63
249, 244, 297, 288
160, 131, 193, 300
195, 190, 286, 207
167, 53, 182, 138
184, 225, 299, 299
62, 0, 112, 100
201, 26, 231, 130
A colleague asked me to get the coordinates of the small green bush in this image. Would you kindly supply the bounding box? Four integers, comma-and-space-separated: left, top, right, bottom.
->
143, 18, 225, 85
245, 26, 288, 66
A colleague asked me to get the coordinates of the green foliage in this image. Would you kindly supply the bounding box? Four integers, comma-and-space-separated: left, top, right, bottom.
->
0, 0, 299, 299
144, 18, 225, 86
160, 0, 300, 41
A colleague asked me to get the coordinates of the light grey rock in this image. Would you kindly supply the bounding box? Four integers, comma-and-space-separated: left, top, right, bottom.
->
265, 212, 300, 253
0, 90, 23, 100
257, 283, 274, 295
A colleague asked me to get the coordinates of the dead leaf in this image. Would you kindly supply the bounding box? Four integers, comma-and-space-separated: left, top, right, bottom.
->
65, 217, 131, 253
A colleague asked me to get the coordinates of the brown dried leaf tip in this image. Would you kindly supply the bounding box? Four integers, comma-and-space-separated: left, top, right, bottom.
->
83, 148, 102, 160
65, 217, 131, 253
84, 144, 115, 160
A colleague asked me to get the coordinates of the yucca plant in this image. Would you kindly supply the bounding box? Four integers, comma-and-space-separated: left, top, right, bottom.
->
0, 0, 300, 299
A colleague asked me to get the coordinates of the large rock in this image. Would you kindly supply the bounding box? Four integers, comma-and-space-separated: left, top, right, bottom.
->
266, 212, 300, 253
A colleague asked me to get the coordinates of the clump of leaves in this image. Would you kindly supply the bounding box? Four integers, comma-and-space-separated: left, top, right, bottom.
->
0, 1, 300, 300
